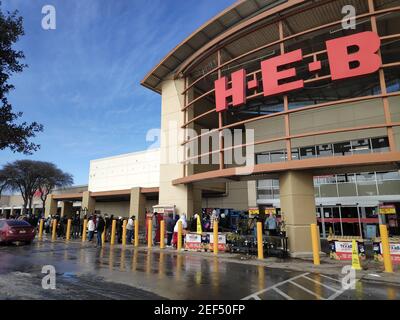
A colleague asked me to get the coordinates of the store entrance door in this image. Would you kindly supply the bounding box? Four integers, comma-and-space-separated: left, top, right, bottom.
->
318, 206, 342, 238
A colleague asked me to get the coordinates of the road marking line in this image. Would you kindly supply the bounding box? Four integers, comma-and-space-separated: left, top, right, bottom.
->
319, 274, 342, 283
241, 272, 309, 300
303, 275, 339, 292
288, 280, 325, 300
273, 287, 294, 300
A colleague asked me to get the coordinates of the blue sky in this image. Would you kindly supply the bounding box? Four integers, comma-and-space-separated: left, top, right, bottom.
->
1, 0, 234, 185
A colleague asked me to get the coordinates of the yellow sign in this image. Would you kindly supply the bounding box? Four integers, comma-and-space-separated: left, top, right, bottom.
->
265, 208, 276, 215
196, 215, 202, 234
351, 239, 362, 270
249, 208, 259, 216
379, 205, 396, 215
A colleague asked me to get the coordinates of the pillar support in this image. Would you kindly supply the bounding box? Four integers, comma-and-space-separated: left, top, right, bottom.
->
82, 191, 95, 215
279, 171, 317, 257
129, 187, 146, 226
44, 195, 58, 218
60, 201, 74, 218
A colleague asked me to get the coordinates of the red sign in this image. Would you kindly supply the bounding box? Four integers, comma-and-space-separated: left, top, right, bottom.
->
215, 31, 382, 112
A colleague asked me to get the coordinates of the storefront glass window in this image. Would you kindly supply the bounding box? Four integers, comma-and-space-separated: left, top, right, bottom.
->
332, 207, 342, 236
257, 180, 272, 189
356, 172, 378, 196
376, 171, 400, 181
376, 171, 400, 195
341, 207, 361, 236
270, 150, 286, 162
291, 148, 299, 160
371, 137, 389, 153
272, 187, 279, 199
300, 146, 316, 159
337, 174, 356, 183
334, 141, 352, 156
365, 207, 378, 218
257, 189, 273, 199
317, 144, 333, 157
351, 139, 371, 154
257, 153, 270, 164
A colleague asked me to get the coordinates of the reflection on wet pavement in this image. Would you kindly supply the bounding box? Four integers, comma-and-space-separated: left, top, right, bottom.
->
0, 241, 399, 300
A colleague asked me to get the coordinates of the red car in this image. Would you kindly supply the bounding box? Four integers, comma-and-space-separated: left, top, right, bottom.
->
0, 219, 36, 245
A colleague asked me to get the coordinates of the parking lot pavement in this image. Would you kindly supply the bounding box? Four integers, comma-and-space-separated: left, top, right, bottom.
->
0, 241, 399, 300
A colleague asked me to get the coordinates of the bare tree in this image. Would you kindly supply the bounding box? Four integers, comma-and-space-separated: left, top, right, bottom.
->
0, 160, 73, 215
37, 164, 73, 213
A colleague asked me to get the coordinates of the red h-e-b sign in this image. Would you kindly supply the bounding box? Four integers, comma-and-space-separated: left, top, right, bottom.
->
214, 31, 382, 112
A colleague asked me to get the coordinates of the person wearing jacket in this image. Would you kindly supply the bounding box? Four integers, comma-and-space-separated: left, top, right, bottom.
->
96, 215, 106, 247
72, 212, 81, 239
172, 214, 187, 248
116, 217, 122, 243
126, 216, 135, 244
165, 214, 174, 247
87, 217, 95, 242
152, 212, 159, 245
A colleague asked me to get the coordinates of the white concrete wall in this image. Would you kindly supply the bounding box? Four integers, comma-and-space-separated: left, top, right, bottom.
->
89, 149, 160, 192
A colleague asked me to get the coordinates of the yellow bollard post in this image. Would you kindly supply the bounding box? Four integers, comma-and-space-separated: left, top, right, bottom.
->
257, 222, 264, 260
134, 219, 139, 247
177, 220, 183, 251
102, 229, 105, 246
66, 219, 72, 241
38, 219, 44, 241
160, 220, 165, 249
110, 219, 117, 245
122, 220, 127, 246
310, 223, 320, 265
52, 219, 57, 241
82, 219, 88, 242
213, 220, 218, 255
147, 218, 152, 248
379, 224, 393, 273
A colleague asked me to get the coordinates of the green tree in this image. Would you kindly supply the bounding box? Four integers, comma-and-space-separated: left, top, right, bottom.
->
0, 2, 43, 154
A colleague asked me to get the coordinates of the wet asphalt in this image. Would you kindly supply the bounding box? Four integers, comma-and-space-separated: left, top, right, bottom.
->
0, 240, 399, 300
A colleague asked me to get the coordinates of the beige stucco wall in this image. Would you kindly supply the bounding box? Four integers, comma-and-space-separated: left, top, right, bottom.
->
202, 181, 249, 210
390, 96, 400, 151
245, 98, 392, 153
158, 77, 201, 217
94, 201, 130, 218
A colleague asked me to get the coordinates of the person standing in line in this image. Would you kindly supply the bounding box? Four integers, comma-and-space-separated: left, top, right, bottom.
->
80, 213, 87, 237
45, 216, 51, 234
108, 214, 114, 241
104, 214, 110, 242
172, 214, 187, 248
126, 215, 134, 244
265, 214, 277, 236
72, 212, 81, 239
152, 212, 159, 245
96, 214, 105, 247
165, 213, 174, 247
87, 217, 95, 242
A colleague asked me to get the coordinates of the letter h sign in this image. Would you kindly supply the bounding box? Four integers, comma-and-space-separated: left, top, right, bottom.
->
214, 69, 246, 112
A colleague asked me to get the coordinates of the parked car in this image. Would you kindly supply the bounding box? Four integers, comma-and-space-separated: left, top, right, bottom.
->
0, 219, 36, 245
